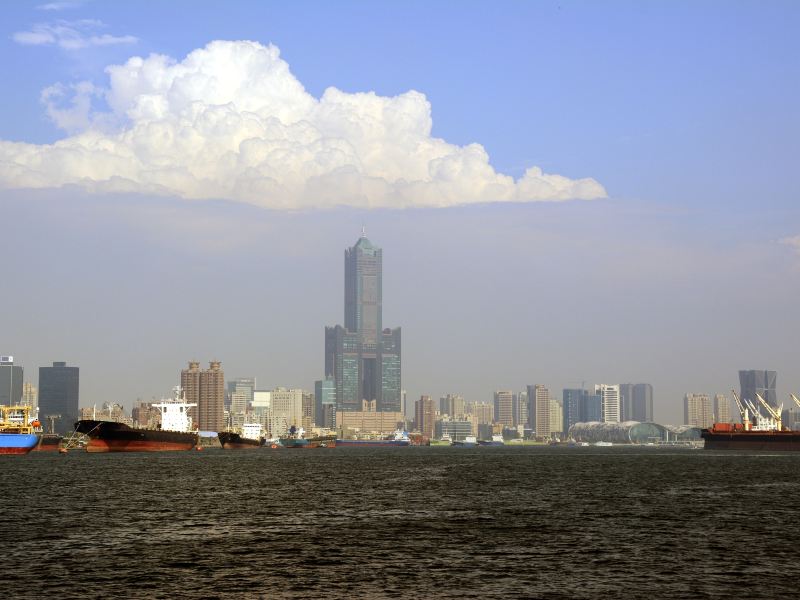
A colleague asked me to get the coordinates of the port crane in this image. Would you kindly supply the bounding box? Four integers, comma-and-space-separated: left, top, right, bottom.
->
791, 394, 800, 409
731, 390, 751, 430
46, 414, 61, 435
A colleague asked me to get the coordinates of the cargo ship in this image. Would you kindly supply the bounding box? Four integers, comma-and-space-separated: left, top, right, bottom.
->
336, 429, 411, 447
75, 387, 199, 452
0, 405, 39, 455
218, 423, 263, 449
701, 391, 800, 451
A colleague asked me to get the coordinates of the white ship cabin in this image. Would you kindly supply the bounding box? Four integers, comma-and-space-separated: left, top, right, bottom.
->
241, 422, 262, 440
151, 387, 197, 433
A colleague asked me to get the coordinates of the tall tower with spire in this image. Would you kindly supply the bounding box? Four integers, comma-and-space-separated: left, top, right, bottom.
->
325, 232, 401, 414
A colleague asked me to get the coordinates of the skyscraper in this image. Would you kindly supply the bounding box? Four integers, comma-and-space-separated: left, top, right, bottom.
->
739, 370, 777, 408
493, 390, 514, 427
596, 384, 621, 423
38, 361, 79, 435
714, 393, 731, 423
325, 233, 401, 413
181, 361, 224, 431
0, 356, 23, 406
315, 377, 336, 428
531, 385, 551, 439
415, 395, 435, 438
620, 383, 654, 422
684, 393, 713, 428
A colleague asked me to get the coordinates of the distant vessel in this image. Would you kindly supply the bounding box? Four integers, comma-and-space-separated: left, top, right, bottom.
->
451, 436, 477, 448
218, 423, 263, 449
0, 405, 39, 455
336, 429, 411, 447
702, 391, 800, 451
280, 426, 336, 449
75, 387, 199, 452
477, 434, 504, 447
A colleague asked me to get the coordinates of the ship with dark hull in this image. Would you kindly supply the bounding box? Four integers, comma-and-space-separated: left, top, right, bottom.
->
218, 431, 262, 449
74, 387, 198, 453
701, 425, 800, 451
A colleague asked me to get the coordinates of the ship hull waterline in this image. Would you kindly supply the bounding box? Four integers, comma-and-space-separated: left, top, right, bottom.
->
75, 420, 198, 453
701, 430, 800, 451
0, 433, 40, 455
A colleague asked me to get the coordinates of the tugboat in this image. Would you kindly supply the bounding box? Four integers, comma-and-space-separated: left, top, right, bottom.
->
75, 387, 199, 452
0, 405, 40, 455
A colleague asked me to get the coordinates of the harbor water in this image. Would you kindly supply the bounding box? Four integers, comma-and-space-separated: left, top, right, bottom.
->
4, 446, 800, 599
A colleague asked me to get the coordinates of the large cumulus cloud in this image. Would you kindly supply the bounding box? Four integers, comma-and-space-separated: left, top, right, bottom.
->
0, 40, 606, 208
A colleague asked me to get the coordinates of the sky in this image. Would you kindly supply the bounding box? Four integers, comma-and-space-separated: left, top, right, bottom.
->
1, 1, 798, 423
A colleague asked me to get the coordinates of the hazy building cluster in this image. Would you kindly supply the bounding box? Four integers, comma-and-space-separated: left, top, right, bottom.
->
0, 238, 789, 445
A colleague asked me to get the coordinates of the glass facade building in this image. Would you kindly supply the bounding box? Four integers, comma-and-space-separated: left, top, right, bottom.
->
0, 356, 23, 406
325, 235, 401, 413
315, 376, 336, 429
739, 369, 777, 408
38, 361, 79, 435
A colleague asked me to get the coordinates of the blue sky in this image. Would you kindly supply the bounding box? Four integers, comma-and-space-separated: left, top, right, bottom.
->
1, 1, 798, 422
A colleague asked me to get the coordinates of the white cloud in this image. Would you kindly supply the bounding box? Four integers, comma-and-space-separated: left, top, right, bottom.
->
37, 1, 86, 10
0, 40, 606, 209
12, 19, 137, 50
779, 236, 800, 255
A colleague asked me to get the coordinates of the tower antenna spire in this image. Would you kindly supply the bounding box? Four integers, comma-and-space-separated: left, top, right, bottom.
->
360, 224, 366, 238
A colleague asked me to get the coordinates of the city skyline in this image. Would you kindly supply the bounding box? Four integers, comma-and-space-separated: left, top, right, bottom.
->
1, 2, 798, 424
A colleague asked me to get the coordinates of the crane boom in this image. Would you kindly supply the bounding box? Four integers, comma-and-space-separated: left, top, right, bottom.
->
791, 394, 800, 409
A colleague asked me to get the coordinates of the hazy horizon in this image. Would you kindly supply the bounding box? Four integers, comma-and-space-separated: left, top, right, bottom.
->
1, 1, 798, 425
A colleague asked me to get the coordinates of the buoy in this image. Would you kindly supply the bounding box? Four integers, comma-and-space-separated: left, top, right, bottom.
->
271, 444, 278, 449
59, 448, 68, 454
195, 446, 203, 451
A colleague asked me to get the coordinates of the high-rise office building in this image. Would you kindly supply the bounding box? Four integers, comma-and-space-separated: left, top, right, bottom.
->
181, 361, 224, 432
739, 370, 777, 408
514, 391, 529, 427
596, 384, 621, 423
713, 394, 731, 423
531, 385, 551, 439
325, 234, 401, 413
549, 396, 563, 436
684, 393, 713, 428
465, 401, 493, 426
0, 356, 23, 406
38, 361, 79, 435
620, 383, 654, 422
227, 378, 255, 410
315, 377, 336, 429
415, 395, 435, 439
581, 392, 602, 422
493, 390, 514, 427
562, 389, 583, 432
439, 394, 465, 418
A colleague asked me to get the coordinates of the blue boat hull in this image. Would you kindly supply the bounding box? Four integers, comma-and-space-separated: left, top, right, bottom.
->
0, 433, 39, 455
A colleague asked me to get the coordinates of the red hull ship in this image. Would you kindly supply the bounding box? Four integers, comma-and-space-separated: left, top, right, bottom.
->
74, 386, 199, 453
75, 420, 198, 452
701, 423, 800, 451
